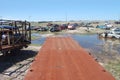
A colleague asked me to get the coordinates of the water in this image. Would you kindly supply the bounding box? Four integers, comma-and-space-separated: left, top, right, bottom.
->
70, 34, 103, 48
31, 33, 41, 36
31, 33, 120, 51
31, 33, 120, 62
32, 34, 105, 51
32, 37, 46, 45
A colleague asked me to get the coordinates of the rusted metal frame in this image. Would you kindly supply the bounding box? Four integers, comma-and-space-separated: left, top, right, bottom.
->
14, 21, 22, 44
28, 22, 31, 41
0, 29, 2, 50
0, 20, 31, 52
25, 20, 27, 40
0, 28, 4, 48
17, 23, 21, 35
25, 21, 31, 41
13, 21, 21, 44
11, 27, 15, 47
14, 21, 17, 34
6, 31, 10, 45
22, 21, 26, 41
0, 29, 10, 50
22, 22, 24, 36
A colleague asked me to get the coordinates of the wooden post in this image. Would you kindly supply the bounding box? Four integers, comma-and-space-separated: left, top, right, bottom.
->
7, 31, 10, 45
0, 31, 2, 50
11, 21, 15, 46
25, 20, 27, 40
29, 22, 31, 41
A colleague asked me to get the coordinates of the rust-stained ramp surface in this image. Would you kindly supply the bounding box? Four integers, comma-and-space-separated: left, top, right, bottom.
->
25, 37, 115, 80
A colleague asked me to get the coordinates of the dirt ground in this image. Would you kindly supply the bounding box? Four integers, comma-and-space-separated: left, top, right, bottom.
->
0, 46, 41, 80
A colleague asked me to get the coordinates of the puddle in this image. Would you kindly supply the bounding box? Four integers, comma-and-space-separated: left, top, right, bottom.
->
31, 37, 46, 45
31, 33, 120, 63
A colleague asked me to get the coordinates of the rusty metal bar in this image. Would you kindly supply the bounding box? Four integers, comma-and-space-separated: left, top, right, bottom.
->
28, 22, 31, 41
7, 31, 10, 45
0, 31, 2, 50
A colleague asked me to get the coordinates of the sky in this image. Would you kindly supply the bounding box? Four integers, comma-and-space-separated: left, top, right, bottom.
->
0, 0, 120, 21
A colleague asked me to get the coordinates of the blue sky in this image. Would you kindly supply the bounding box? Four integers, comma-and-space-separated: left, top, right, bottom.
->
0, 0, 120, 21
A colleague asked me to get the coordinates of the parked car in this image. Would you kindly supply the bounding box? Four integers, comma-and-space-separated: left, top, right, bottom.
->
99, 28, 120, 39
37, 27, 48, 31
27, 26, 35, 30
85, 26, 95, 32
96, 25, 107, 29
50, 24, 61, 32
33, 27, 40, 31
73, 23, 79, 27
60, 24, 68, 30
68, 24, 76, 30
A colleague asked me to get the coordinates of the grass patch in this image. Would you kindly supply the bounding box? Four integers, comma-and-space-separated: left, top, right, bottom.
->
30, 44, 42, 46
31, 36, 40, 40
105, 60, 120, 80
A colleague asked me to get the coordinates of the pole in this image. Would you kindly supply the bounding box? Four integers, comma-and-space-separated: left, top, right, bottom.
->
65, 13, 67, 23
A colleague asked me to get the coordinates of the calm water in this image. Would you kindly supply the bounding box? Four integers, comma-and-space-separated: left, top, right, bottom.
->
31, 33, 46, 45
31, 33, 120, 50
31, 34, 106, 50
70, 34, 103, 49
31, 33, 120, 62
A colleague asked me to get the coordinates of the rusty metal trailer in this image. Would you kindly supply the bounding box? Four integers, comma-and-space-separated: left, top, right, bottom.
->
0, 20, 31, 55
25, 37, 115, 80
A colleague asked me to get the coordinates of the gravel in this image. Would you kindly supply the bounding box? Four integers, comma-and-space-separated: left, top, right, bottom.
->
0, 46, 41, 80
